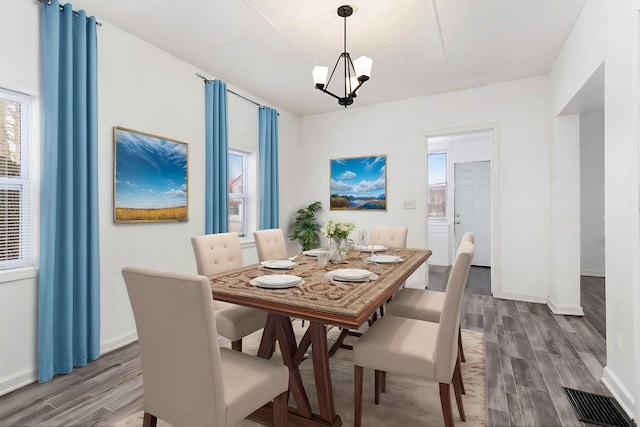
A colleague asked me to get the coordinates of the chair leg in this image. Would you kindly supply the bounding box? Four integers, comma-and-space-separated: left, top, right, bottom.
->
439, 383, 455, 427
143, 412, 157, 427
453, 359, 466, 421
273, 390, 289, 427
231, 339, 242, 352
455, 355, 465, 395
355, 365, 363, 427
458, 326, 465, 363
374, 370, 381, 404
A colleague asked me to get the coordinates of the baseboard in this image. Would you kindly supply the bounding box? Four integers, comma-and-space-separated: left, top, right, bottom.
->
602, 366, 637, 422
492, 291, 547, 304
100, 331, 138, 355
0, 368, 37, 397
547, 299, 585, 316
581, 269, 605, 278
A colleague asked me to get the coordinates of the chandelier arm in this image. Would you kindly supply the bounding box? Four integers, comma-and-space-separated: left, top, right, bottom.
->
316, 87, 342, 101
325, 54, 343, 92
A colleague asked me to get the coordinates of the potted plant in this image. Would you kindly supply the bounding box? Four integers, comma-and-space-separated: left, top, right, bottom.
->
289, 201, 323, 251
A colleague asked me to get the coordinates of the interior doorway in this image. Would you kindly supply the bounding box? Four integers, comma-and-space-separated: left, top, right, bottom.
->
426, 130, 492, 271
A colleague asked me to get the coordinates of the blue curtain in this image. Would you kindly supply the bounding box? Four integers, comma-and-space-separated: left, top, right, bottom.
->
205, 80, 229, 234
39, 0, 100, 382
259, 107, 279, 229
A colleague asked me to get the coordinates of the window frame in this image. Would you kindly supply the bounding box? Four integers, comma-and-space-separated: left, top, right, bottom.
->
228, 148, 249, 237
0, 88, 34, 271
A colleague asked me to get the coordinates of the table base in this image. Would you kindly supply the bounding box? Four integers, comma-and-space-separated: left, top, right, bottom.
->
249, 403, 342, 427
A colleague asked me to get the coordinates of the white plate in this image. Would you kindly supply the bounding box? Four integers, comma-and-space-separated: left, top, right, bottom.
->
303, 249, 327, 257
330, 269, 372, 281
355, 244, 387, 252
325, 271, 378, 283
260, 260, 296, 269
366, 255, 402, 264
252, 275, 303, 289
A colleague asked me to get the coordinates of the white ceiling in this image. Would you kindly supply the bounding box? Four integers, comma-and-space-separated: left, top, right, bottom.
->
71, 0, 587, 117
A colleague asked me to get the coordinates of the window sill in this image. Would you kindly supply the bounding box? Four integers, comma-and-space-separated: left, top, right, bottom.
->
0, 266, 38, 284
428, 219, 450, 226
239, 237, 256, 249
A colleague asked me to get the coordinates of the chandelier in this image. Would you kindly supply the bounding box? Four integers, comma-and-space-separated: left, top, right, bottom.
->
312, 5, 372, 107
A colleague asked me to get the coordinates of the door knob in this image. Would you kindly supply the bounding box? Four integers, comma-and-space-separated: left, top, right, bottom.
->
455, 221, 460, 224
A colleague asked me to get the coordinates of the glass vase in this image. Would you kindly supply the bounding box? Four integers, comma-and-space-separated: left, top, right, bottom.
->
329, 237, 347, 263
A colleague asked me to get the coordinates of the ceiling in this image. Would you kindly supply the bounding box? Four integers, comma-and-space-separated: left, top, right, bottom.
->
71, 0, 587, 117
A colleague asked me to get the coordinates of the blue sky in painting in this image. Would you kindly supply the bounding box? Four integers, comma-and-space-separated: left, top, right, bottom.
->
115, 129, 187, 209
330, 156, 386, 197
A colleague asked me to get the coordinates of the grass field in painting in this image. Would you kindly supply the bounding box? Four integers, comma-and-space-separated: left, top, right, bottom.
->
115, 206, 187, 222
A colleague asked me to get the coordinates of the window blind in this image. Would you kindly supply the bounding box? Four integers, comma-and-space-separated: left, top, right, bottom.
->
0, 90, 32, 269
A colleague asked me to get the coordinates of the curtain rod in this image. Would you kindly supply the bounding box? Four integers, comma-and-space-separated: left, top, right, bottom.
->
38, 0, 103, 26
196, 73, 265, 109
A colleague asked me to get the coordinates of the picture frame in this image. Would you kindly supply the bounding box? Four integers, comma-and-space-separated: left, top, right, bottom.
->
113, 126, 188, 223
330, 154, 387, 210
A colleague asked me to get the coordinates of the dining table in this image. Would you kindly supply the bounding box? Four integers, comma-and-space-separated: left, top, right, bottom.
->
208, 247, 432, 427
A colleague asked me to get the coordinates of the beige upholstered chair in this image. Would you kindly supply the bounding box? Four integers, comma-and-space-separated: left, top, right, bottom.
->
368, 226, 408, 317
192, 232, 268, 352
254, 228, 288, 262
386, 232, 475, 361
368, 226, 408, 248
461, 231, 475, 244
353, 241, 475, 427
122, 267, 289, 427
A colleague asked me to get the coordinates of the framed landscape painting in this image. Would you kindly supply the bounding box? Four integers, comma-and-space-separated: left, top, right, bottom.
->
330, 155, 387, 210
113, 127, 188, 223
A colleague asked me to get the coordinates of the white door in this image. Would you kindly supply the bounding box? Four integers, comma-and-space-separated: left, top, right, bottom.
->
454, 161, 491, 266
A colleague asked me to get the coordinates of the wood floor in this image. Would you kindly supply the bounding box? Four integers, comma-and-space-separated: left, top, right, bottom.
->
0, 267, 609, 427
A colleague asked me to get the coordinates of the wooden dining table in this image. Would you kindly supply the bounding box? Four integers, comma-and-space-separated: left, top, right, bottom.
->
208, 247, 432, 427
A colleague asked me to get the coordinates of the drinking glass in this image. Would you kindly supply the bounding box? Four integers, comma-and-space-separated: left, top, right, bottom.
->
317, 251, 329, 268
357, 229, 368, 251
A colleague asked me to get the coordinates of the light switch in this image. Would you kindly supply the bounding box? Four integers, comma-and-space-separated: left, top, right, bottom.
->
403, 200, 416, 209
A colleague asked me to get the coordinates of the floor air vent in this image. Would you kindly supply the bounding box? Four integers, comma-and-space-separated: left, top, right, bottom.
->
563, 387, 635, 427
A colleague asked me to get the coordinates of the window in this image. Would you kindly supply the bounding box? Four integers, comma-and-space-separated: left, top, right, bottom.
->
228, 149, 248, 236
427, 152, 447, 219
0, 89, 32, 269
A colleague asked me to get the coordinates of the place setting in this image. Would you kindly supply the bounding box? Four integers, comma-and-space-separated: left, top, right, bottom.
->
365, 254, 403, 264
250, 274, 305, 289
258, 259, 297, 270
325, 268, 378, 285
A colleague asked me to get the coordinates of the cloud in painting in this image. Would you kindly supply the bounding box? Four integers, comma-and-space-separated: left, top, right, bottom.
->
115, 129, 188, 208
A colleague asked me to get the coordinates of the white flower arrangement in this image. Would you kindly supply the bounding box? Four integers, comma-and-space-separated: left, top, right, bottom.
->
322, 220, 355, 240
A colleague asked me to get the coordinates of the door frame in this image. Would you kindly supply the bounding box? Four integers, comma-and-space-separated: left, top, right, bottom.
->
424, 122, 501, 294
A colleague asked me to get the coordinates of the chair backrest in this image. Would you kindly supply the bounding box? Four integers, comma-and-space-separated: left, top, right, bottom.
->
254, 228, 288, 262
191, 232, 243, 276
434, 241, 475, 383
369, 226, 408, 248
122, 267, 226, 427
461, 232, 475, 244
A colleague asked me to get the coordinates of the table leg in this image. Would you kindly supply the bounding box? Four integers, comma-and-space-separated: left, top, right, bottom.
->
257, 313, 278, 359
274, 315, 313, 419
310, 322, 337, 422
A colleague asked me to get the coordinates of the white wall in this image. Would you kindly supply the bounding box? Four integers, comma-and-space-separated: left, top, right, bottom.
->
580, 111, 605, 276
551, 0, 640, 418
0, 3, 300, 395
300, 76, 551, 297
